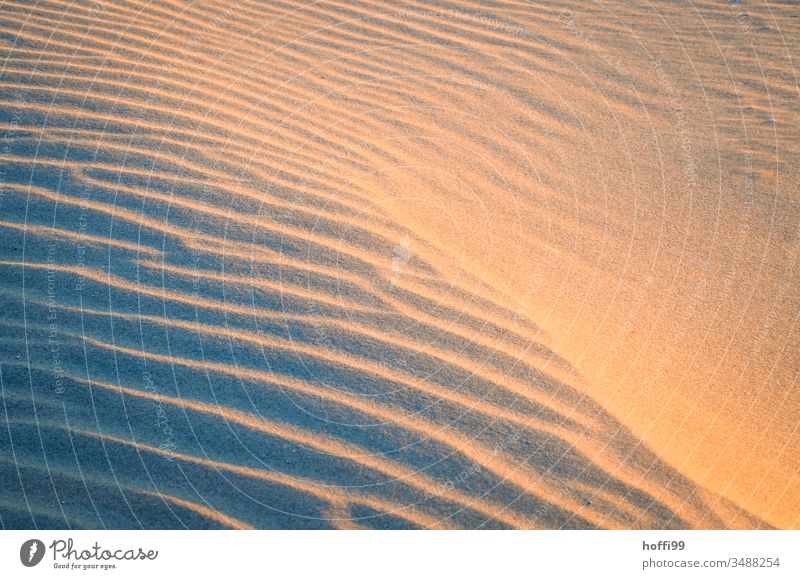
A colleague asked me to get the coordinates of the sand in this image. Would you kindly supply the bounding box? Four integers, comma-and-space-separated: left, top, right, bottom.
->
0, 0, 797, 529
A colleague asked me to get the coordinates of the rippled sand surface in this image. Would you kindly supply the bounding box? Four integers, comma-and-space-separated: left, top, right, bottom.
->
0, 1, 797, 529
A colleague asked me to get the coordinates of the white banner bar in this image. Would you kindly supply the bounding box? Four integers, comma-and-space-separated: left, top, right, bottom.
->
1, 531, 797, 578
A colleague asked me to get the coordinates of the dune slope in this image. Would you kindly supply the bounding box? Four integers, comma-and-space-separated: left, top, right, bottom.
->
0, 0, 797, 529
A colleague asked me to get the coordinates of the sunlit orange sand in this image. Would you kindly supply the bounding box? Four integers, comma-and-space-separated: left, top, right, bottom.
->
0, 0, 797, 529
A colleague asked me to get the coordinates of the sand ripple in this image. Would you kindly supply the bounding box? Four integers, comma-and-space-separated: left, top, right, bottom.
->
1, 0, 797, 528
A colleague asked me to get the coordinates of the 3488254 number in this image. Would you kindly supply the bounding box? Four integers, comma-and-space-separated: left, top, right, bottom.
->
731, 557, 780, 568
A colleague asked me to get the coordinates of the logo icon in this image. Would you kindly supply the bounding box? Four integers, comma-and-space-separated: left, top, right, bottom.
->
20, 539, 46, 567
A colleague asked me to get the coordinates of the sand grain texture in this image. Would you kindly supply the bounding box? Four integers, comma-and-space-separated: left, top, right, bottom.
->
0, 0, 797, 529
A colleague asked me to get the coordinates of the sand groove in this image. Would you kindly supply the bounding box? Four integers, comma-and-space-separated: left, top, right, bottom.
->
1, 0, 797, 529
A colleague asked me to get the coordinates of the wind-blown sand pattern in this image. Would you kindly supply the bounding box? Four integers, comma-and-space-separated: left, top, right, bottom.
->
0, 0, 798, 529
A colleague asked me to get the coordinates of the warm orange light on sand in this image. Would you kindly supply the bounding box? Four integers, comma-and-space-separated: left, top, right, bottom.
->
0, 0, 796, 529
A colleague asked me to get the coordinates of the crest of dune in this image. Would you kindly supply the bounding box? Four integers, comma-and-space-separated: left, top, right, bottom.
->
0, 0, 797, 529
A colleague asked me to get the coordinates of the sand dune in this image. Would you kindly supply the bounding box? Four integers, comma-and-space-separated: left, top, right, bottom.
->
0, 0, 797, 529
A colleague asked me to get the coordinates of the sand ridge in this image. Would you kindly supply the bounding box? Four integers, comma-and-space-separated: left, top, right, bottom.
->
0, 0, 797, 529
